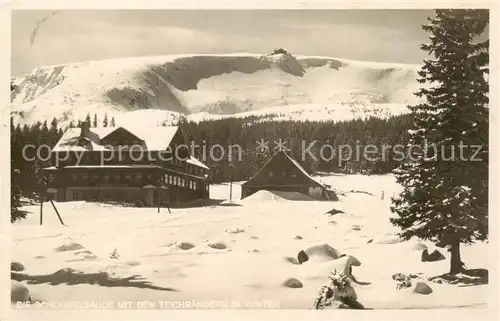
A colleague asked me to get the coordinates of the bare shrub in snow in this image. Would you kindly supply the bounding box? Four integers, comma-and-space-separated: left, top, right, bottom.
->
109, 248, 120, 260
392, 273, 412, 290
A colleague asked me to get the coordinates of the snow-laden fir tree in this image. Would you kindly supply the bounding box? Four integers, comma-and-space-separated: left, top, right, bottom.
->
390, 9, 489, 275
93, 113, 98, 128
103, 113, 109, 127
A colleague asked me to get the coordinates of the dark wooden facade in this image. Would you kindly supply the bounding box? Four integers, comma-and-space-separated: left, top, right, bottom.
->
43, 123, 210, 206
241, 151, 334, 200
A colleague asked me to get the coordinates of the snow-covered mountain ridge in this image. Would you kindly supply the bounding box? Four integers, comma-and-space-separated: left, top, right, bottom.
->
10, 51, 422, 127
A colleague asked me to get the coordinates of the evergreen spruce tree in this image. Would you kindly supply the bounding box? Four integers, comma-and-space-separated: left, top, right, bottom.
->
11, 167, 28, 223
103, 113, 109, 127
85, 113, 91, 125
390, 9, 489, 274
93, 113, 98, 128
50, 117, 58, 132
110, 116, 116, 127
33, 160, 47, 203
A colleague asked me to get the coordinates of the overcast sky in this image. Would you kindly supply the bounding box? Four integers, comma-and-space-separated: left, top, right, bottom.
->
11, 9, 439, 76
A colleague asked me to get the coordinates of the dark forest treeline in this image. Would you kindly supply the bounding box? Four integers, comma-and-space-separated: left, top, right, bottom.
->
11, 112, 413, 197
179, 114, 413, 182
11, 117, 64, 199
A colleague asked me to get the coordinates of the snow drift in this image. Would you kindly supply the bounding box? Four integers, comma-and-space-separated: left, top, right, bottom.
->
10, 52, 422, 127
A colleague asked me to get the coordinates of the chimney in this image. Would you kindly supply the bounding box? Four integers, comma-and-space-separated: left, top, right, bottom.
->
80, 120, 90, 138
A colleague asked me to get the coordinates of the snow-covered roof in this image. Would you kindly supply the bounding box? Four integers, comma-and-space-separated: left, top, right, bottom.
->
52, 125, 180, 152
187, 156, 209, 170
243, 151, 326, 188
281, 152, 326, 188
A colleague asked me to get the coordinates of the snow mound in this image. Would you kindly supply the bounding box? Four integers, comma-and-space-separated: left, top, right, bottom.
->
54, 243, 85, 252
11, 280, 31, 303
206, 241, 228, 250
299, 244, 343, 263
167, 242, 196, 251
282, 277, 303, 288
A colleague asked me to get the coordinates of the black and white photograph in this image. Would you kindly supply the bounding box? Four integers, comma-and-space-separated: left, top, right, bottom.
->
4, 4, 494, 317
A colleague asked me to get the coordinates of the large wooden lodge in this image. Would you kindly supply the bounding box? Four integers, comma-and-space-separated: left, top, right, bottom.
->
42, 121, 210, 206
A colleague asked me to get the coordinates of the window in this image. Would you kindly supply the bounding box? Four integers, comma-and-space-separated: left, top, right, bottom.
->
71, 173, 78, 182
136, 172, 143, 183
92, 173, 99, 182
103, 174, 110, 182
114, 173, 121, 182
103, 152, 112, 163
72, 191, 78, 200
193, 181, 197, 190
82, 173, 89, 180
125, 174, 132, 182
269, 171, 274, 178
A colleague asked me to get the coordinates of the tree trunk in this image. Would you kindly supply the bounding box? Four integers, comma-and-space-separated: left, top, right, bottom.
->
449, 241, 463, 275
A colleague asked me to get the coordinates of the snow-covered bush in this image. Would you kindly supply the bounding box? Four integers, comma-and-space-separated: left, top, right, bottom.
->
312, 270, 361, 309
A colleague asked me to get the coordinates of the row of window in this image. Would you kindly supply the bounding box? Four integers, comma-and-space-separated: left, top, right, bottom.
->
164, 174, 203, 191
68, 190, 173, 202
68, 189, 206, 203
56, 153, 185, 165
49, 171, 205, 191
69, 172, 149, 184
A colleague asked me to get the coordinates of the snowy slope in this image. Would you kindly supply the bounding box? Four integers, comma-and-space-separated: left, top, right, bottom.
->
11, 174, 489, 310
10, 53, 422, 127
